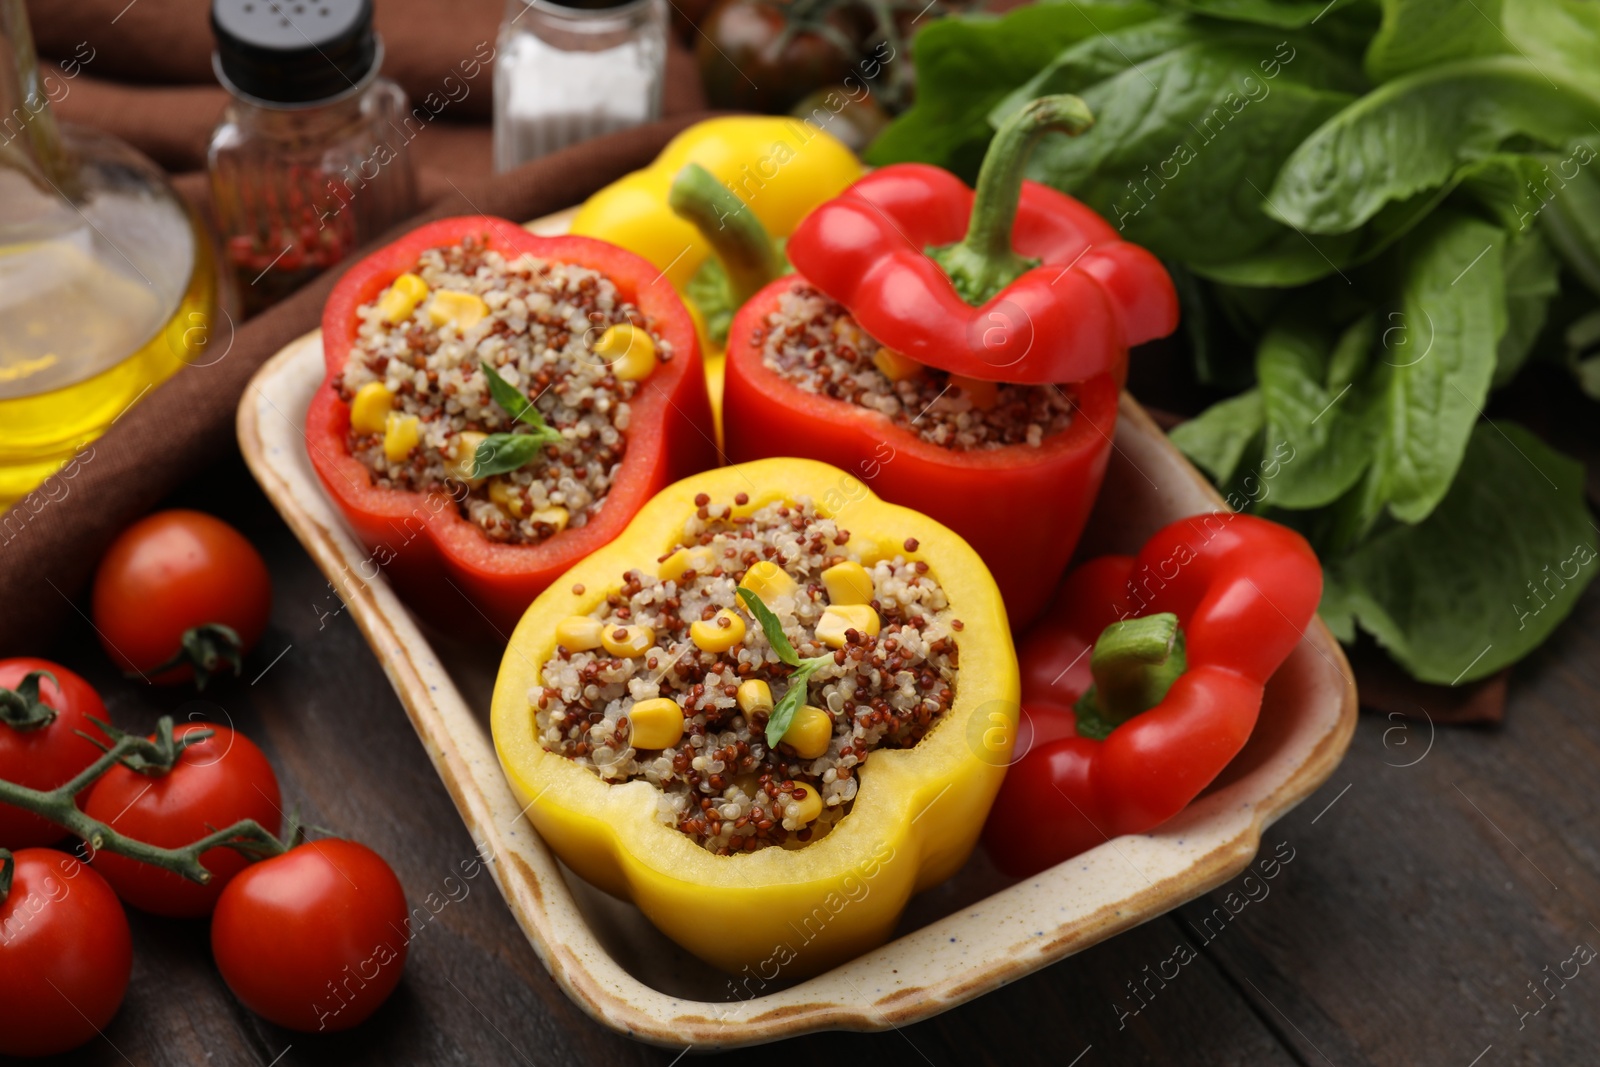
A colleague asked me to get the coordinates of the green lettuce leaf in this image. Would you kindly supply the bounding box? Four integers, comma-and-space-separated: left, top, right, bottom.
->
1328, 421, 1598, 683
1018, 29, 1362, 265
1268, 58, 1600, 235
865, 0, 1163, 179
1361, 212, 1506, 523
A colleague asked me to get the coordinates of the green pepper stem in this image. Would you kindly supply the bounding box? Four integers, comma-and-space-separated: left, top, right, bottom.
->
1073, 612, 1187, 740
0, 849, 12, 902
0, 716, 287, 884
668, 163, 785, 308
929, 94, 1096, 306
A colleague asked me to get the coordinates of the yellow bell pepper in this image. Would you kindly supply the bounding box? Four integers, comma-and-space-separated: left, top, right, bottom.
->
569, 118, 863, 441
491, 458, 1018, 978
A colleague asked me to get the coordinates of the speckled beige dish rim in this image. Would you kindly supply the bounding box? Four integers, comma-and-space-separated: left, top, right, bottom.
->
239, 312, 1356, 1048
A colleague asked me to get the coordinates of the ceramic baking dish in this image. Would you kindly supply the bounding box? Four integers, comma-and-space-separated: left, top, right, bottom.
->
236, 211, 1356, 1048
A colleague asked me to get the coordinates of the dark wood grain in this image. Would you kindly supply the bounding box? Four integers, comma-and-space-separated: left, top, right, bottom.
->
26, 439, 1600, 1067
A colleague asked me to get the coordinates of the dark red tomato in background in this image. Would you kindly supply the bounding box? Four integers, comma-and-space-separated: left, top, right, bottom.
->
83, 722, 281, 917
91, 509, 272, 685
698, 0, 867, 113
212, 839, 409, 1032
0, 659, 108, 849
0, 849, 133, 1058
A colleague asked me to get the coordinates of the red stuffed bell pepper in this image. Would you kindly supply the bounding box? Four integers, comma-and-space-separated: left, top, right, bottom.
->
307, 216, 717, 633
984, 513, 1323, 878
721, 95, 1177, 627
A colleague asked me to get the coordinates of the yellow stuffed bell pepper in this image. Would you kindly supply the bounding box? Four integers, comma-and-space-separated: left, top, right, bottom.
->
491, 458, 1018, 978
569, 118, 862, 437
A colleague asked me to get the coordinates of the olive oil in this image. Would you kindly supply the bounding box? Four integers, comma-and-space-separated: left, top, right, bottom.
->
0, 219, 217, 508
0, 0, 219, 509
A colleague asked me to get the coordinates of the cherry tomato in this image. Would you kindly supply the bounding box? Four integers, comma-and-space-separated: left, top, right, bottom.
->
0, 848, 132, 1057
0, 659, 109, 849
83, 722, 281, 917
91, 509, 272, 686
212, 839, 409, 1032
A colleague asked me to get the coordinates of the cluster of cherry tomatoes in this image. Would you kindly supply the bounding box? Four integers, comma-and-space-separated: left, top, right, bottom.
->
0, 510, 409, 1057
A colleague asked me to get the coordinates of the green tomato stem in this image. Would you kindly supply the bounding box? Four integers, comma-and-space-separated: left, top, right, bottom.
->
0, 716, 287, 884
137, 623, 245, 689
669, 163, 785, 309
928, 94, 1096, 306
0, 670, 58, 731
1073, 612, 1187, 740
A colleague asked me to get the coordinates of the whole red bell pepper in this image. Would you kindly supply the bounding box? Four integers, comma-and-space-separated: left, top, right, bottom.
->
305, 215, 717, 633
785, 98, 1176, 384
722, 96, 1177, 627
984, 513, 1323, 878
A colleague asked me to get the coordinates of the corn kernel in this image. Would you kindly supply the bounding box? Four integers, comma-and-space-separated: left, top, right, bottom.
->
447, 431, 488, 484
738, 560, 797, 605
530, 506, 569, 533
873, 347, 923, 382
690, 609, 746, 653
382, 412, 420, 463
789, 783, 824, 824
427, 290, 489, 331
658, 544, 718, 583
821, 561, 874, 606
628, 697, 685, 749
376, 272, 428, 323
736, 679, 773, 717
595, 323, 657, 382
782, 705, 833, 759
601, 624, 654, 658
555, 616, 604, 651
816, 603, 880, 648
488, 477, 528, 519
350, 382, 395, 434
951, 375, 999, 411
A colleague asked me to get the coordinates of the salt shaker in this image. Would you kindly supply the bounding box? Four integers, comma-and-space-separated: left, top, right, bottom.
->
208, 0, 417, 313
493, 0, 668, 171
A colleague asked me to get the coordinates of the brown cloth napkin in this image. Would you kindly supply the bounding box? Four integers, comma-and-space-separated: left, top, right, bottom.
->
1, 0, 711, 654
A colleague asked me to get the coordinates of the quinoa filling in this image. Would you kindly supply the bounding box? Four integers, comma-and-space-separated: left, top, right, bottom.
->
757, 283, 1076, 450
338, 235, 669, 545
533, 495, 962, 854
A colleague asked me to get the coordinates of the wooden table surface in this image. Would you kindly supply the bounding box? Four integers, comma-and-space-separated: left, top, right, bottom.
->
36, 385, 1600, 1067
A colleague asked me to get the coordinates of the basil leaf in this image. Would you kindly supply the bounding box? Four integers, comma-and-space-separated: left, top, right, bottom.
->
471, 433, 551, 479
865, 1, 1164, 179
765, 661, 821, 749
736, 587, 801, 666
481, 361, 534, 422
480, 361, 559, 437
1019, 31, 1361, 266
1328, 421, 1598, 684
1362, 212, 1505, 524
1268, 59, 1600, 236
1169, 389, 1264, 485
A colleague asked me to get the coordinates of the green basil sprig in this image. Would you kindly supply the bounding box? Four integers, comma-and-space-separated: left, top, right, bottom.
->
737, 587, 835, 749
472, 361, 563, 478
